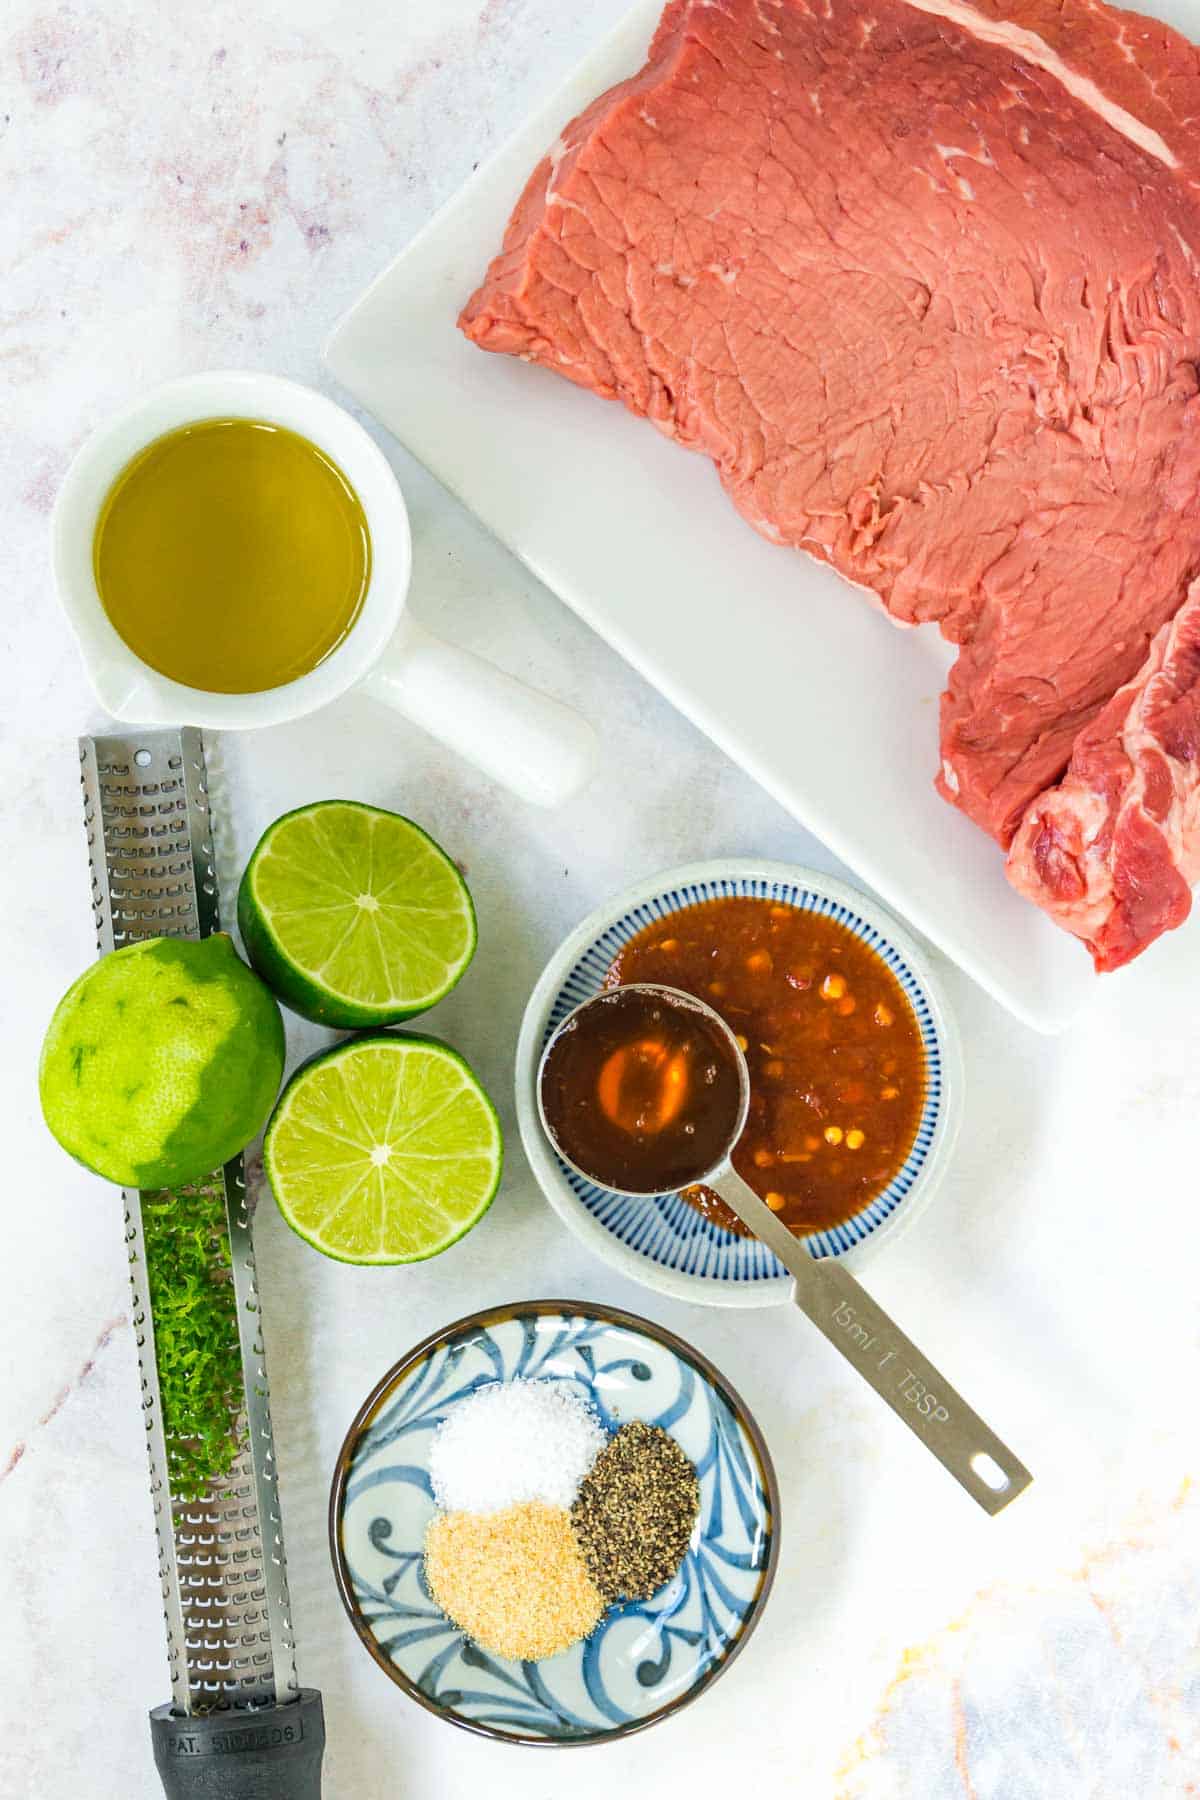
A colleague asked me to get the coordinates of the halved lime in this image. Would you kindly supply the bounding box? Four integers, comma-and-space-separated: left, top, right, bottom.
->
238, 801, 476, 1028
263, 1033, 502, 1264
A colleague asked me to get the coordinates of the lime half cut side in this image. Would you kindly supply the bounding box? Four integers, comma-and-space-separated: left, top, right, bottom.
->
238, 801, 477, 1028
264, 1034, 502, 1264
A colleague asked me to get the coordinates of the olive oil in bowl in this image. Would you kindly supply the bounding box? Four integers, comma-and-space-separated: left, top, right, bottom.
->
93, 418, 371, 694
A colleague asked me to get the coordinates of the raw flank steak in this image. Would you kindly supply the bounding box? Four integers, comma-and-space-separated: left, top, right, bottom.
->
460, 0, 1200, 968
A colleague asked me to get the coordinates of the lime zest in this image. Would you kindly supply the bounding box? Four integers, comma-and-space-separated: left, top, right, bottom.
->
141, 1178, 245, 1502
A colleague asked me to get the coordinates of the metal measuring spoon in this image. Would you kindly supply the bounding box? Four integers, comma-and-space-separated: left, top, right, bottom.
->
538, 983, 1031, 1515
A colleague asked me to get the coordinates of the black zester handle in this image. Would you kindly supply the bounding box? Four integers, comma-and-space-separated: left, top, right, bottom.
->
150, 1691, 325, 1800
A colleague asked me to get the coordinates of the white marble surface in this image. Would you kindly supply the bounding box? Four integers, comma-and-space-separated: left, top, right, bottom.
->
3, 2, 1200, 1795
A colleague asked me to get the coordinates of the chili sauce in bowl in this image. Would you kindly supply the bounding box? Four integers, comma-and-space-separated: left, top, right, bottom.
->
604, 899, 925, 1238
515, 860, 962, 1306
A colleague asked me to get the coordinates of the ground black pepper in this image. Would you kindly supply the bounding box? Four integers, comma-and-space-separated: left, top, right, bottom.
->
570, 1420, 699, 1602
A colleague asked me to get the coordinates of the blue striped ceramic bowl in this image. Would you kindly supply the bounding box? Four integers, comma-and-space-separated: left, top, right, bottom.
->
329, 1300, 778, 1745
515, 861, 962, 1308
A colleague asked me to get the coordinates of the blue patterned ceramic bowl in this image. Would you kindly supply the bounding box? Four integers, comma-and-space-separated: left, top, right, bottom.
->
329, 1300, 778, 1745
516, 860, 962, 1307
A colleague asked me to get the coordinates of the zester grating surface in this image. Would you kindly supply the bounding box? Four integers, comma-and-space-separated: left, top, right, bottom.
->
80, 728, 298, 1713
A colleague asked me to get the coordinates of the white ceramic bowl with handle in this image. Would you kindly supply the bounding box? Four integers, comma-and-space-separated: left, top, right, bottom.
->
515, 859, 964, 1307
52, 370, 597, 808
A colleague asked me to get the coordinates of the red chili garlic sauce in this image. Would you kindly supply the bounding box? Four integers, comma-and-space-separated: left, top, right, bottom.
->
604, 898, 927, 1236
540, 987, 743, 1193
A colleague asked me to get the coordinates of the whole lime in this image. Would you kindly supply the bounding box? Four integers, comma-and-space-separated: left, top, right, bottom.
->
40, 934, 285, 1191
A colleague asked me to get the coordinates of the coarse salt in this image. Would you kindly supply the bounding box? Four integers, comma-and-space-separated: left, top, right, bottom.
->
429, 1378, 606, 1514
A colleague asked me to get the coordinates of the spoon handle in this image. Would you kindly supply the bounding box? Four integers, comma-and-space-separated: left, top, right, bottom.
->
706, 1168, 1031, 1514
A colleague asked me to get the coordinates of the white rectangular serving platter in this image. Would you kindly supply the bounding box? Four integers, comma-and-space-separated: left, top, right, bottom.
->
325, 0, 1137, 1033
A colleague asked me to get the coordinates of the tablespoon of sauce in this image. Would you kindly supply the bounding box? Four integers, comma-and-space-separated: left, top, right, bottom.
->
538, 983, 1031, 1514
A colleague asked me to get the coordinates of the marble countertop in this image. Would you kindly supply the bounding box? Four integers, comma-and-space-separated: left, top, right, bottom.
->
4, 2, 1199, 1795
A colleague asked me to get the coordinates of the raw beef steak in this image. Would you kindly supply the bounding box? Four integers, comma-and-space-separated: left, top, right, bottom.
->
461, 0, 1200, 965
1008, 583, 1200, 969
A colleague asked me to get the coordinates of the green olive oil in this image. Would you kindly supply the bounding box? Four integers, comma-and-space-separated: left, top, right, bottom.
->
93, 417, 371, 694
